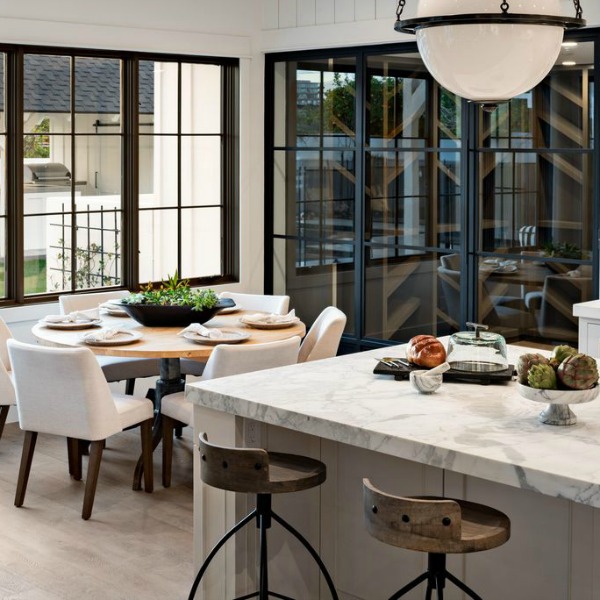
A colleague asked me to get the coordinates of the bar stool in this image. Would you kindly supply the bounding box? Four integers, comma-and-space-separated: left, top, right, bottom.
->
363, 479, 510, 600
189, 433, 339, 600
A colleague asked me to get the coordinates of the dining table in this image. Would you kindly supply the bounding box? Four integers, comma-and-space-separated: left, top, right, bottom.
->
32, 307, 306, 490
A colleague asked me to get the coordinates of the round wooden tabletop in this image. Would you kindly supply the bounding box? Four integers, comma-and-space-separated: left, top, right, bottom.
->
32, 310, 306, 359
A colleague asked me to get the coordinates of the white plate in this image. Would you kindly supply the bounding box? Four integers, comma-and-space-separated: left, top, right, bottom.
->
82, 330, 143, 346
240, 316, 300, 330
41, 318, 103, 330
183, 329, 250, 345
100, 303, 130, 317
218, 304, 242, 315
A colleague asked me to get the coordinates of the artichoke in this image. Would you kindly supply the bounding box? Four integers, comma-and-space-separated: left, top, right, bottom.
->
557, 353, 599, 390
549, 345, 578, 369
527, 363, 558, 390
516, 353, 550, 385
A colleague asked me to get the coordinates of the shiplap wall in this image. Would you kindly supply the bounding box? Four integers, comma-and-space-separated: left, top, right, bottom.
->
263, 0, 397, 30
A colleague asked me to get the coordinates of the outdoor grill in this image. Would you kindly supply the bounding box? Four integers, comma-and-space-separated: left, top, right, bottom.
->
24, 162, 72, 189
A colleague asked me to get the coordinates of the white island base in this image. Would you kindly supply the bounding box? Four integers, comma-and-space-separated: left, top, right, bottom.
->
188, 345, 600, 600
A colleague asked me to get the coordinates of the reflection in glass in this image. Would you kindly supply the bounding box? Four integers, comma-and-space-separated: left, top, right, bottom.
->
0, 219, 5, 298
181, 207, 221, 279
479, 152, 592, 256
273, 236, 355, 336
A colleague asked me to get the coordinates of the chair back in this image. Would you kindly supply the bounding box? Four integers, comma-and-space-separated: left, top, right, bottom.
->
363, 478, 461, 552
7, 339, 122, 440
298, 306, 346, 363
59, 290, 130, 314
219, 292, 290, 315
0, 317, 15, 407
198, 432, 271, 492
201, 336, 301, 381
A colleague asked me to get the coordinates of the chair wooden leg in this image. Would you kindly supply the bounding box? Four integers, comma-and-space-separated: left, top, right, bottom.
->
0, 405, 10, 440
162, 415, 174, 488
82, 440, 104, 520
140, 419, 154, 493
15, 431, 38, 508
67, 438, 83, 480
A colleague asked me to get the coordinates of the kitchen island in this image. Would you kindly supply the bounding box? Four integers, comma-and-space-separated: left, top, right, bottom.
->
186, 343, 600, 600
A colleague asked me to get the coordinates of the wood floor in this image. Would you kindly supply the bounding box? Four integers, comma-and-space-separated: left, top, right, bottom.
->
0, 422, 195, 599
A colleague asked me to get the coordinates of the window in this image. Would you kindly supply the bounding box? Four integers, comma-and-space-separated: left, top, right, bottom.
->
0, 46, 238, 304
266, 33, 598, 350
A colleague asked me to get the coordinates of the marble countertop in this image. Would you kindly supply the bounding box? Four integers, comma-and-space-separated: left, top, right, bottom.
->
186, 343, 600, 508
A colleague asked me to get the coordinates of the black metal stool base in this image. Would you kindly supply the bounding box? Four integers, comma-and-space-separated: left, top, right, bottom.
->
389, 553, 483, 600
188, 494, 338, 600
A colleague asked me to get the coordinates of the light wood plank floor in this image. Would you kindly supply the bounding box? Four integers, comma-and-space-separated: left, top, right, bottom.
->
0, 422, 194, 599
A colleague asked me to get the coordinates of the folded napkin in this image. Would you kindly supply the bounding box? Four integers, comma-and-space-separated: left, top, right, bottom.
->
178, 323, 224, 339
44, 308, 100, 323
245, 309, 296, 324
82, 327, 126, 342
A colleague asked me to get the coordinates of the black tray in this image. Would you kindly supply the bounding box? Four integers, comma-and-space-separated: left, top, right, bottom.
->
373, 361, 515, 385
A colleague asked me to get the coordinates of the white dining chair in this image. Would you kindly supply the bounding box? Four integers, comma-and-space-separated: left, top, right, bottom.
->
218, 292, 290, 315
59, 291, 161, 393
7, 339, 154, 520
161, 335, 302, 487
180, 292, 292, 377
0, 317, 16, 442
297, 306, 346, 363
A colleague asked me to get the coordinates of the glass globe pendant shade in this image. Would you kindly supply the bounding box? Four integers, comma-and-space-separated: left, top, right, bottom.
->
395, 0, 586, 109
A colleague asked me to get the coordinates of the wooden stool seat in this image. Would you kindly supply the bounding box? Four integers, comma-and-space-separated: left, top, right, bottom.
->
199, 433, 326, 494
189, 433, 338, 599
363, 479, 511, 600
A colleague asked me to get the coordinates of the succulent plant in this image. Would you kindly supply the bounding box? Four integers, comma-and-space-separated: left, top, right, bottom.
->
549, 345, 578, 369
527, 363, 558, 390
516, 353, 550, 385
557, 353, 599, 390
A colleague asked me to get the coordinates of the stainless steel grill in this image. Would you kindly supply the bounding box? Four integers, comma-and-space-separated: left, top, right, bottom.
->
24, 162, 72, 187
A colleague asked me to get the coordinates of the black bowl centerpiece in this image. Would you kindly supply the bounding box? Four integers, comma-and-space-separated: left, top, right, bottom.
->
120, 273, 235, 327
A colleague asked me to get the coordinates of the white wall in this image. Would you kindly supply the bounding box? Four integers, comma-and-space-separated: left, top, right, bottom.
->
260, 0, 600, 52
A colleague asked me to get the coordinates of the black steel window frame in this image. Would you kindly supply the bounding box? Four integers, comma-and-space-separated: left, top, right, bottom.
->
0, 44, 239, 306
264, 30, 600, 350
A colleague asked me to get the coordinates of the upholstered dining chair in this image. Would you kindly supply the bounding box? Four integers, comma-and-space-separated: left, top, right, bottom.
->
7, 339, 154, 520
0, 317, 16, 442
59, 291, 161, 393
180, 292, 291, 377
161, 335, 302, 487
217, 291, 290, 315
298, 306, 346, 363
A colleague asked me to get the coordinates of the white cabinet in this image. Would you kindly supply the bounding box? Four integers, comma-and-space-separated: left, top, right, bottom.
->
574, 300, 600, 355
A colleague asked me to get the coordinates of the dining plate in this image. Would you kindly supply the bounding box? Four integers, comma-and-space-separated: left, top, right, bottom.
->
218, 304, 242, 315
41, 318, 103, 330
183, 329, 250, 345
100, 301, 130, 317
82, 330, 143, 346
239, 316, 300, 330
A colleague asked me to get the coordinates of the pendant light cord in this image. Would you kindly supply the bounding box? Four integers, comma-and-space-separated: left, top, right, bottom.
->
573, 0, 583, 19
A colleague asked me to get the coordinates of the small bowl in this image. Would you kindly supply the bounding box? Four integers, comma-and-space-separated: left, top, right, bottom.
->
410, 370, 443, 394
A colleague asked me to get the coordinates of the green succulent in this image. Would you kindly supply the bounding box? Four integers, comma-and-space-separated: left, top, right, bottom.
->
121, 271, 218, 311
527, 363, 557, 390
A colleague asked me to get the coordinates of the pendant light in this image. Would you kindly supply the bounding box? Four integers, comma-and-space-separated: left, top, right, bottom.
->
395, 0, 586, 111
